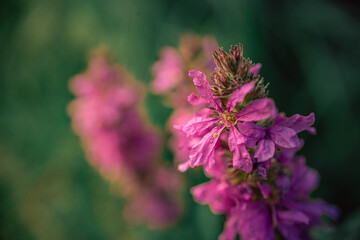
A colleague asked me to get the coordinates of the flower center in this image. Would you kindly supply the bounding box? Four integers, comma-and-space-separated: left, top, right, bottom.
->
220, 112, 237, 127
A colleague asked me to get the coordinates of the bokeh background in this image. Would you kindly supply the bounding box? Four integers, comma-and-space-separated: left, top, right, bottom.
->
1, 0, 360, 239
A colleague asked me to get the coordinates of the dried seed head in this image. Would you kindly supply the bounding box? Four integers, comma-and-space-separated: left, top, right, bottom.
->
211, 44, 268, 100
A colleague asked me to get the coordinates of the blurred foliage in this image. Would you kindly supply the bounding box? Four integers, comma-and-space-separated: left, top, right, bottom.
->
1, 0, 359, 239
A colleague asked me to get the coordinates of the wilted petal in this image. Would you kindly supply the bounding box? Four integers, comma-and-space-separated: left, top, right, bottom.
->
189, 125, 225, 167
187, 93, 207, 106
180, 116, 219, 137
226, 81, 255, 112
237, 98, 277, 122
237, 122, 266, 148
267, 125, 300, 148
250, 63, 262, 76
189, 70, 223, 112
254, 139, 275, 162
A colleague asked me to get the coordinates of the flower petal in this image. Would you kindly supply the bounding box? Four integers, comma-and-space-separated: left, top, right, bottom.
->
189, 125, 224, 167
237, 98, 277, 122
237, 122, 266, 148
229, 126, 253, 173
277, 113, 315, 134
219, 214, 238, 240
180, 116, 219, 137
177, 161, 191, 172
226, 81, 255, 112
250, 63, 262, 76
254, 139, 275, 162
189, 70, 223, 112
267, 125, 300, 148
229, 125, 246, 145
277, 210, 309, 224
187, 93, 207, 106
257, 182, 273, 199
152, 48, 184, 93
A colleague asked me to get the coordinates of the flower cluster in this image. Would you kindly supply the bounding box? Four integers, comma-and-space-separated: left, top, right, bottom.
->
68, 51, 182, 228
175, 45, 338, 239
151, 34, 218, 165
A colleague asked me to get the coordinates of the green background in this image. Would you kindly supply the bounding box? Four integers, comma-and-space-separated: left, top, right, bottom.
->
1, 0, 360, 239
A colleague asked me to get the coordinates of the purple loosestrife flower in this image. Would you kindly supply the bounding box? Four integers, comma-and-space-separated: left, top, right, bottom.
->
174, 44, 338, 240
151, 34, 217, 107
193, 156, 338, 240
177, 71, 276, 173
69, 53, 156, 177
151, 34, 218, 167
124, 167, 183, 228
253, 112, 315, 162
69, 51, 183, 228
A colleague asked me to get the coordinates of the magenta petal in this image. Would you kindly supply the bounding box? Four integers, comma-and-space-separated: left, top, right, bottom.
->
257, 182, 273, 199
227, 126, 256, 172
152, 48, 184, 93
267, 125, 300, 148
277, 210, 309, 224
250, 63, 262, 76
278, 113, 315, 134
181, 116, 219, 137
254, 139, 275, 162
314, 200, 340, 220
237, 122, 266, 148
191, 181, 215, 204
233, 145, 253, 173
219, 215, 238, 240
187, 93, 207, 106
237, 98, 277, 122
236, 202, 275, 240
229, 127, 253, 173
189, 125, 224, 167
177, 161, 191, 172
292, 167, 319, 195
189, 70, 223, 112
226, 81, 255, 112
229, 125, 246, 145
228, 132, 253, 173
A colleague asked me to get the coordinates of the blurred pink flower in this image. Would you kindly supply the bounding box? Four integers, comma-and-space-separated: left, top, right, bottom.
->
69, 51, 182, 228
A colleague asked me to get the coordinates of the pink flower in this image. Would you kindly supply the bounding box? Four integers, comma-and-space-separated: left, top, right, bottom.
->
123, 167, 183, 228
193, 159, 338, 240
253, 113, 315, 162
69, 52, 183, 228
177, 70, 277, 172
152, 48, 184, 94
